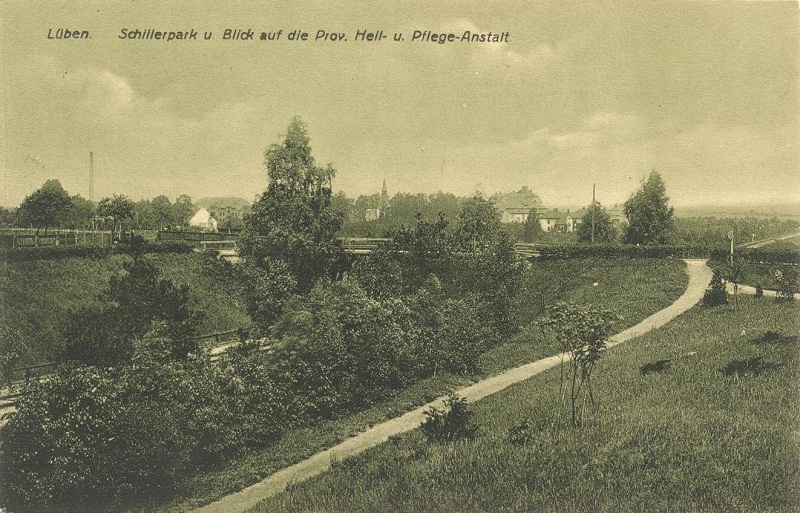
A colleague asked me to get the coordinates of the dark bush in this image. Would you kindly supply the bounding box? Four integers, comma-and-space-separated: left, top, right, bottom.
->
703, 271, 729, 307
421, 393, 477, 443
775, 267, 798, 301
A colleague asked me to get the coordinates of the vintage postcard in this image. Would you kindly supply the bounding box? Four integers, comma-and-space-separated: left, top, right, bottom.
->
1, 1, 798, 512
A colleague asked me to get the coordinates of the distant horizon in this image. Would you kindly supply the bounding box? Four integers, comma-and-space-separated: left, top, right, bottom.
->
6, 178, 799, 219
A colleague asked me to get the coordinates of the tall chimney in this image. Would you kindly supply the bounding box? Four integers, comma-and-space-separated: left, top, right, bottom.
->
89, 151, 94, 201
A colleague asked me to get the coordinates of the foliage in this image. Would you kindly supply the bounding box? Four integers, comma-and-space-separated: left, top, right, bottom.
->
674, 216, 800, 247
270, 277, 417, 416
539, 302, 615, 427
63, 194, 96, 229
173, 194, 195, 229
0, 353, 245, 509
520, 211, 543, 242
341, 191, 463, 237
576, 202, 618, 243
391, 212, 452, 291
0, 325, 27, 386
703, 271, 729, 307
17, 179, 72, 234
60, 255, 204, 366
348, 245, 404, 300
421, 393, 477, 443
623, 170, 675, 245
775, 267, 798, 301
0, 206, 16, 226
151, 194, 175, 229
239, 118, 345, 332
97, 194, 135, 238
451, 196, 502, 250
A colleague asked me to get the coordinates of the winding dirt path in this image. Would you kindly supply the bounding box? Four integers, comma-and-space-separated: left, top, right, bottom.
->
192, 259, 713, 513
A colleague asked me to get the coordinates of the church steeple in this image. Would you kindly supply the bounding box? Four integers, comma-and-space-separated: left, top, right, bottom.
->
381, 178, 388, 197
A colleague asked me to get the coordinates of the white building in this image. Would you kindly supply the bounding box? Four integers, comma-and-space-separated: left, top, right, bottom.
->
188, 207, 218, 232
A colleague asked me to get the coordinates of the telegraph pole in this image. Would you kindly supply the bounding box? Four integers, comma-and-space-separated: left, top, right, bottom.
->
728, 229, 734, 265
591, 183, 596, 244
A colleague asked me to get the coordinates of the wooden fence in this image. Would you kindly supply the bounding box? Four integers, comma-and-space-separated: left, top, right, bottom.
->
0, 229, 114, 249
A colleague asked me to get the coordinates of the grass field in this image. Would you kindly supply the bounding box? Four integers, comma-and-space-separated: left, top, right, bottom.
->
255, 296, 800, 513
170, 257, 688, 511
0, 253, 250, 365
481, 257, 688, 375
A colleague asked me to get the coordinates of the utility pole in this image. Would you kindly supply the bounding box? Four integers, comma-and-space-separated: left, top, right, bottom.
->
591, 183, 596, 244
728, 229, 734, 265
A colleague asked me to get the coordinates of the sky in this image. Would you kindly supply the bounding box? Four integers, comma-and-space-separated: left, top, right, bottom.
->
1, 0, 798, 209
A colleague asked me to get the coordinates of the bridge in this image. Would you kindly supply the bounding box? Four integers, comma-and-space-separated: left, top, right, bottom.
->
197, 238, 541, 262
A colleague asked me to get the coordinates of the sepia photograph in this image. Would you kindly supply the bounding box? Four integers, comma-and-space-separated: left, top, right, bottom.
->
1, 1, 798, 511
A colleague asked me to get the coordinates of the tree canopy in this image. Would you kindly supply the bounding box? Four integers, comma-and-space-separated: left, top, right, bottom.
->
623, 170, 675, 245
239, 118, 345, 331
18, 179, 72, 234
576, 202, 617, 243
97, 194, 135, 237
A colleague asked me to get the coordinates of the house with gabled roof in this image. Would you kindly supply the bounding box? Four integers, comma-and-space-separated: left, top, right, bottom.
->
188, 207, 218, 232
491, 186, 542, 223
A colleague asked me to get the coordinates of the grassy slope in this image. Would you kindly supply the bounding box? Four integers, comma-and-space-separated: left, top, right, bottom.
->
171, 257, 687, 511
0, 253, 249, 364
481, 257, 688, 375
257, 296, 800, 513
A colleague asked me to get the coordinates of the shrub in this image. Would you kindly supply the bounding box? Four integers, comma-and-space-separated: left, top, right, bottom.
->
775, 267, 798, 301
0, 351, 260, 510
539, 302, 615, 427
703, 271, 729, 307
421, 392, 477, 443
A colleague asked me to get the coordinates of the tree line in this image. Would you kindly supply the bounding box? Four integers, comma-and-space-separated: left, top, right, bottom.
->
2, 180, 199, 234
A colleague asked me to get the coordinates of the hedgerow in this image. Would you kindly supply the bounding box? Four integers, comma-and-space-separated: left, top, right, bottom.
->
3, 240, 193, 262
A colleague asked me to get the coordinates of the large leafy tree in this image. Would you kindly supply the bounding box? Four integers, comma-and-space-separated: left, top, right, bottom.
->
64, 194, 96, 229
577, 202, 617, 243
452, 196, 501, 251
61, 255, 204, 366
151, 195, 174, 230
239, 118, 345, 331
97, 194, 135, 238
17, 179, 72, 234
172, 195, 194, 229
623, 170, 675, 245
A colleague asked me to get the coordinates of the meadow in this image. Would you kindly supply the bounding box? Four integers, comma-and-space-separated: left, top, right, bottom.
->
255, 296, 799, 513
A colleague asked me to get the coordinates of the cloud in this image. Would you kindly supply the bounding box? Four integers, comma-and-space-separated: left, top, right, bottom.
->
653, 123, 799, 205
434, 18, 558, 72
